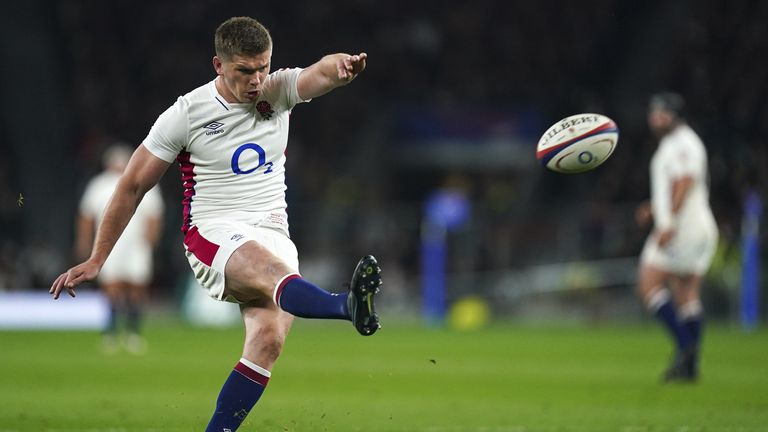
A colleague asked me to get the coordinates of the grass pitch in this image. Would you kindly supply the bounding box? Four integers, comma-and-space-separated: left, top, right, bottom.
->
1, 319, 767, 431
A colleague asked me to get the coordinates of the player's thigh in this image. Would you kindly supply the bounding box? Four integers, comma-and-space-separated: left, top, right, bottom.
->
240, 302, 294, 368
637, 263, 669, 300
224, 227, 299, 303
224, 240, 294, 302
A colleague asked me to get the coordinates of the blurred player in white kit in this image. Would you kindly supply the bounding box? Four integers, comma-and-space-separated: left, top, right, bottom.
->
76, 144, 164, 353
635, 92, 718, 382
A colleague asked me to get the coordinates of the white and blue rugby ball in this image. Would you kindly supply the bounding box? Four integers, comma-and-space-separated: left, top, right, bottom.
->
536, 113, 619, 173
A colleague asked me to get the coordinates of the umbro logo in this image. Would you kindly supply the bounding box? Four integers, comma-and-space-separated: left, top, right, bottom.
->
204, 121, 225, 136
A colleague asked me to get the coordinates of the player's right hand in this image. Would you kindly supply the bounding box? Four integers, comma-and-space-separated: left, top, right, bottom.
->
336, 52, 367, 81
635, 201, 652, 227
49, 260, 100, 300
655, 229, 676, 248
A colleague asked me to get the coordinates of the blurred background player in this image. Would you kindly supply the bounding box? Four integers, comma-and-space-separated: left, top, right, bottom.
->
635, 92, 718, 382
76, 144, 164, 354
51, 16, 381, 432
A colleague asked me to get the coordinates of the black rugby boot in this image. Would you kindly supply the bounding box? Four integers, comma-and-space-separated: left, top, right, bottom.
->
347, 255, 382, 336
663, 347, 698, 383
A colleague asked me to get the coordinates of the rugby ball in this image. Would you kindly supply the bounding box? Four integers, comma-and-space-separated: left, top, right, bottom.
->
536, 113, 619, 173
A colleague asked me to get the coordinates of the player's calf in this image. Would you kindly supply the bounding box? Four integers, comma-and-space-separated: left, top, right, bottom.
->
271, 255, 382, 336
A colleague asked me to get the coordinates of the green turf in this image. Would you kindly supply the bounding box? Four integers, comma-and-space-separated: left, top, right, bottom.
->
1, 320, 767, 431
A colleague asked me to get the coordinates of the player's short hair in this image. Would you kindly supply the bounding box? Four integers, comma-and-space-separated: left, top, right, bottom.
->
215, 17, 272, 61
649, 92, 687, 119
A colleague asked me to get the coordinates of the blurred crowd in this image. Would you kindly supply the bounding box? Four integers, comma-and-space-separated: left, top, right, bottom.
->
1, 0, 766, 315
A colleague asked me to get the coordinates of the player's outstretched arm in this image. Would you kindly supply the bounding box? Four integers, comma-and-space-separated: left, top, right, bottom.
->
297, 52, 367, 100
50, 145, 171, 299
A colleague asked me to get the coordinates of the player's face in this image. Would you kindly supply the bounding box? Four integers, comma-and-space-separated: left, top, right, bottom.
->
214, 50, 272, 104
647, 108, 674, 136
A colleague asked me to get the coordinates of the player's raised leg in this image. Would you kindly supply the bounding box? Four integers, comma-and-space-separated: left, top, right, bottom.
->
224, 240, 382, 334
273, 254, 382, 335
206, 302, 293, 431
224, 239, 347, 317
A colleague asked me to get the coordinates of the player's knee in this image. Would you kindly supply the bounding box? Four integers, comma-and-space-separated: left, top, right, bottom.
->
254, 337, 284, 364
635, 280, 655, 302
644, 287, 671, 312
245, 326, 287, 363
678, 299, 703, 319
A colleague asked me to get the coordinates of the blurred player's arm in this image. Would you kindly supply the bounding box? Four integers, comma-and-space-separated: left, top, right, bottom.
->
670, 175, 694, 213
297, 52, 367, 100
656, 175, 694, 247
50, 145, 171, 299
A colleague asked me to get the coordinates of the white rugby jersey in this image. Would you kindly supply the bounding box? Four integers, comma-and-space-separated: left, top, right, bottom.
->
143, 68, 307, 235
649, 124, 716, 232
80, 171, 164, 258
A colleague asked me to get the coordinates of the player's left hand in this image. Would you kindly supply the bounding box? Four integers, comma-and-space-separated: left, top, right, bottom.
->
337, 53, 367, 81
656, 229, 675, 248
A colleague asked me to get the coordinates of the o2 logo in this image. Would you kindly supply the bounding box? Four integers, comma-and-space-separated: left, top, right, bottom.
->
231, 143, 274, 175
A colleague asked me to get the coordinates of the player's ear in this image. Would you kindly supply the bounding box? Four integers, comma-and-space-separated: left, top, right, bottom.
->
212, 56, 224, 74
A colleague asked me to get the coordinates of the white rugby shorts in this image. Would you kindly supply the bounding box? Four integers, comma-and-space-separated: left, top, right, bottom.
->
99, 245, 152, 285
640, 225, 718, 275
183, 220, 299, 303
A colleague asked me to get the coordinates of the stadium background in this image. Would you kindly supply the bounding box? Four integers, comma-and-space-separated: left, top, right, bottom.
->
2, 1, 768, 431
1, 1, 766, 323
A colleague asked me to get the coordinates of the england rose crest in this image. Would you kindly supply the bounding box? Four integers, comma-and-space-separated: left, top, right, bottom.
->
256, 101, 274, 120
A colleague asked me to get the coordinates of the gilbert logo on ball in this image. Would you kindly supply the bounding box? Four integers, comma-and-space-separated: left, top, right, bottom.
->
536, 113, 619, 173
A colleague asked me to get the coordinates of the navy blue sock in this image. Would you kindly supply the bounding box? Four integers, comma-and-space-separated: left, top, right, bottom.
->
206, 359, 270, 432
685, 316, 702, 344
683, 317, 702, 348
679, 301, 704, 350
653, 298, 692, 351
274, 274, 349, 320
